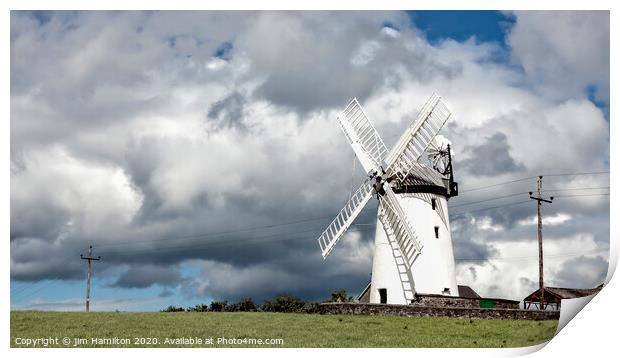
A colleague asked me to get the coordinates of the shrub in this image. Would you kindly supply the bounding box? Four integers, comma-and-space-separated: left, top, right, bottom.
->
236, 297, 258, 312
261, 294, 306, 313
209, 301, 228, 312
187, 304, 209, 312
160, 305, 185, 312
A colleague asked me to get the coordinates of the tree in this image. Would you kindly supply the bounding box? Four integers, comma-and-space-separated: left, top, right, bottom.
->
329, 289, 353, 303
236, 297, 257, 312
209, 301, 228, 312
160, 305, 185, 312
261, 294, 306, 313
187, 304, 209, 312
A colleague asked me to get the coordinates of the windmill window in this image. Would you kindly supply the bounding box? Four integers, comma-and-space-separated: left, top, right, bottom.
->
378, 289, 387, 304
431, 199, 436, 210
434, 226, 439, 239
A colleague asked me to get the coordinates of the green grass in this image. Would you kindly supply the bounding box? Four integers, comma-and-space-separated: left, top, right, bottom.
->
11, 311, 558, 348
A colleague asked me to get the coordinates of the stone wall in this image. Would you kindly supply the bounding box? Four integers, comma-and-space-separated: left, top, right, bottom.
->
319, 303, 559, 321
411, 294, 520, 309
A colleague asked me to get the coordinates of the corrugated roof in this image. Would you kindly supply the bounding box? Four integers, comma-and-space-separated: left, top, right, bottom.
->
523, 285, 603, 302
544, 286, 602, 298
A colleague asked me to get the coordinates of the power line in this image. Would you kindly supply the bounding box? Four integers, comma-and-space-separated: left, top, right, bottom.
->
74, 175, 608, 251
451, 186, 610, 209
11, 280, 56, 303
50, 173, 607, 260
94, 206, 379, 249
93, 216, 333, 248
12, 245, 607, 303
450, 192, 527, 209
460, 177, 534, 194
542, 171, 610, 177
100, 226, 381, 259
542, 186, 610, 193
96, 193, 610, 258
10, 282, 34, 296
458, 171, 609, 194
553, 193, 610, 198
450, 193, 609, 218
450, 200, 532, 217
455, 249, 608, 262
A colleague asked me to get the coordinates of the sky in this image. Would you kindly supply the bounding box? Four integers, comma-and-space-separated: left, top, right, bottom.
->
10, 10, 610, 311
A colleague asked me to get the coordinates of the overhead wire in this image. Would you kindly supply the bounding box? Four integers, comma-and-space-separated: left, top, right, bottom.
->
455, 249, 608, 262
91, 192, 608, 256
88, 173, 609, 250
11, 280, 56, 302
458, 171, 609, 194
9, 170, 607, 291
450, 186, 610, 209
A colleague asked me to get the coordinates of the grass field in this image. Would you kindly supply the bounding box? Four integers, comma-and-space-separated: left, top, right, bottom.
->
10, 311, 558, 348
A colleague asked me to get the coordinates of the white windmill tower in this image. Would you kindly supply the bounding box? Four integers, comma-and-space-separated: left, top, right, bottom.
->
317, 93, 459, 304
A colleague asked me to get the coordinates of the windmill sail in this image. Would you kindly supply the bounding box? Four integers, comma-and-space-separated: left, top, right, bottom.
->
318, 181, 373, 258
337, 98, 389, 174
385, 93, 451, 181
378, 186, 423, 269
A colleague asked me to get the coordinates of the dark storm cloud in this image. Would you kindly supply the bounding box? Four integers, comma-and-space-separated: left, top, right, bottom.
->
180, 228, 375, 302
552, 256, 608, 288
460, 132, 525, 176
10, 200, 71, 242
112, 265, 184, 289
450, 216, 499, 261
10, 238, 84, 281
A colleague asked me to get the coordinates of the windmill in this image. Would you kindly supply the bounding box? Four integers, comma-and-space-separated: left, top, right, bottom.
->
317, 93, 459, 304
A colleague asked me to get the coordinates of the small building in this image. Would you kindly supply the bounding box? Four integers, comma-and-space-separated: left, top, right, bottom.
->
523, 284, 603, 310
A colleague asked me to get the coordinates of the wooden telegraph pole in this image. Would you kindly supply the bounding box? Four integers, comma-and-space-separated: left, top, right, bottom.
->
80, 245, 101, 312
529, 176, 553, 310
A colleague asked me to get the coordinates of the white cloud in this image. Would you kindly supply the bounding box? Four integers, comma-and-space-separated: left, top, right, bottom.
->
381, 26, 400, 38
456, 233, 606, 301
205, 57, 227, 71
507, 11, 610, 101
351, 40, 382, 67
518, 213, 571, 227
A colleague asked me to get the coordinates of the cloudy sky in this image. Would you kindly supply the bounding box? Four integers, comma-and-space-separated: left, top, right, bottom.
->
10, 10, 610, 311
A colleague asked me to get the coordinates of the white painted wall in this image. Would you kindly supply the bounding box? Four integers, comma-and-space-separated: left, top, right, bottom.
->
369, 193, 458, 304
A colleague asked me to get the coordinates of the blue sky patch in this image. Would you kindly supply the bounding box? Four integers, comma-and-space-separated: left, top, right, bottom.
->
407, 11, 514, 46
214, 41, 233, 60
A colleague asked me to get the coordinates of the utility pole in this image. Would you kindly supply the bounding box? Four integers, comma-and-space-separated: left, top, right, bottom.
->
529, 176, 553, 310
80, 245, 101, 312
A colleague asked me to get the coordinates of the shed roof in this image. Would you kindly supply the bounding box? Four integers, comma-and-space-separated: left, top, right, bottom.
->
523, 285, 603, 302
457, 285, 481, 299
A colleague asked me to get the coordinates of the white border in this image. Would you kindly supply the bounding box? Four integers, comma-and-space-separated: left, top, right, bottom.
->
4, 1, 616, 357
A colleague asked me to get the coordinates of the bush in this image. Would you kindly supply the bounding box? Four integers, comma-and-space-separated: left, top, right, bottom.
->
187, 304, 209, 312
236, 298, 258, 312
209, 301, 228, 312
261, 294, 306, 313
160, 305, 185, 312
